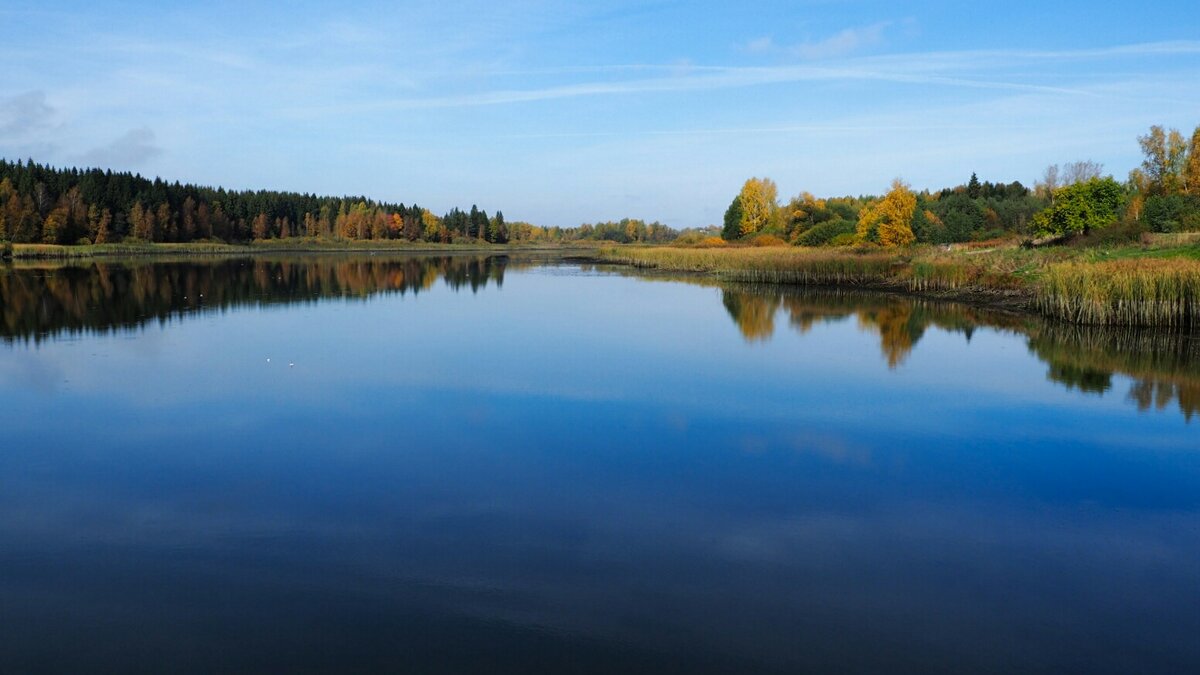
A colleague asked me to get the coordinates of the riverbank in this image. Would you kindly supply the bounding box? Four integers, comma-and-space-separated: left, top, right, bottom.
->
7, 238, 1199, 327
595, 243, 1200, 327
5, 239, 598, 260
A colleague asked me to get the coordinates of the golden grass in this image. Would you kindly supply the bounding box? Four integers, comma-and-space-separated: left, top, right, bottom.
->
1037, 259, 1200, 327
600, 245, 1200, 327
599, 246, 1000, 293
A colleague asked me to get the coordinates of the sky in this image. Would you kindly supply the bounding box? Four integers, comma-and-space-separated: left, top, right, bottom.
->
1, 1, 1199, 228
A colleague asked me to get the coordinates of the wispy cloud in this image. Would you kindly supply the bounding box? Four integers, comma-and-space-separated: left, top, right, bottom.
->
0, 90, 55, 138
292, 39, 1186, 116
745, 21, 895, 60
81, 127, 163, 167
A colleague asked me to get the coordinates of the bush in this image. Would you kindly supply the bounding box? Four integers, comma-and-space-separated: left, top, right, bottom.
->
1, 240, 12, 259
794, 218, 856, 246
1143, 194, 1200, 233
749, 233, 788, 247
1073, 219, 1147, 247
693, 236, 729, 248
828, 232, 858, 247
1033, 177, 1124, 237
672, 231, 707, 245
974, 228, 1008, 241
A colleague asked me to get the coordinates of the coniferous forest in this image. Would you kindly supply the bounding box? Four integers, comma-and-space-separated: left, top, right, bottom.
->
0, 158, 679, 246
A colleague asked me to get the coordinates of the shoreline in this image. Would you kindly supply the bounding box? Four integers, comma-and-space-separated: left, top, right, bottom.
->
588, 246, 1200, 329
6, 240, 1199, 328
3, 240, 599, 260
573, 253, 1039, 317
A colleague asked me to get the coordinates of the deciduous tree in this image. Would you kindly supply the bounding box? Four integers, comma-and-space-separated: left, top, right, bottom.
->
857, 179, 917, 247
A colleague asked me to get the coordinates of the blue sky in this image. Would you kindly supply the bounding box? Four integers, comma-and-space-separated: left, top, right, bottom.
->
2, 1, 1199, 227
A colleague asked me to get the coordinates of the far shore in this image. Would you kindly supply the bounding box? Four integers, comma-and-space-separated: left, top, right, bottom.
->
5, 237, 1199, 328
3, 239, 604, 260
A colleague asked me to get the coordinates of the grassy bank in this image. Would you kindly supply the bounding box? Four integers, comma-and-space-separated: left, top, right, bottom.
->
1036, 259, 1200, 327
598, 246, 1023, 294
597, 244, 1200, 327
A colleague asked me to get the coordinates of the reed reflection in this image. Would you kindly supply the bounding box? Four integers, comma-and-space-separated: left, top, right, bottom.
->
716, 283, 1200, 421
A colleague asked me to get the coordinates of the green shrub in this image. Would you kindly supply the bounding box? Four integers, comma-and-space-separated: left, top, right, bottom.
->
1033, 177, 1124, 237
1143, 194, 1200, 233
1073, 219, 1147, 247
795, 219, 856, 246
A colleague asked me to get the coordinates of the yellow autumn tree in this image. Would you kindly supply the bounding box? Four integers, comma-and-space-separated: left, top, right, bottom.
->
737, 177, 778, 237
1185, 126, 1200, 196
857, 179, 916, 247
421, 209, 444, 242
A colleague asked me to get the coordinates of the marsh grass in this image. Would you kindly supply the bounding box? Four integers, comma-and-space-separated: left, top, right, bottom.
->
601, 245, 1200, 327
601, 246, 1001, 293
1037, 259, 1200, 327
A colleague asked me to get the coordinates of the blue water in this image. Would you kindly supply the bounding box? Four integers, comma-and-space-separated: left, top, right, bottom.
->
1, 255, 1197, 673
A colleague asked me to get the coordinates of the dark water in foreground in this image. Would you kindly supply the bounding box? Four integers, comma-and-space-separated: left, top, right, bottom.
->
1, 254, 1197, 673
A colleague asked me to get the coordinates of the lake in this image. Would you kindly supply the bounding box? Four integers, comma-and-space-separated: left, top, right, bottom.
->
1, 253, 1197, 673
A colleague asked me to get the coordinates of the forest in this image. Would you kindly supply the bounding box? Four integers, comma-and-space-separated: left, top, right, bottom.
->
0, 160, 679, 247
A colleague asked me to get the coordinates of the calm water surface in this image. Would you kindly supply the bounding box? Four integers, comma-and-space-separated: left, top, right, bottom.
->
1, 254, 1197, 673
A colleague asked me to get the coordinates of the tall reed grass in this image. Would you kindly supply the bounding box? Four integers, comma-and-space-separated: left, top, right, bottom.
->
602, 246, 1200, 327
1037, 259, 1200, 327
600, 247, 992, 293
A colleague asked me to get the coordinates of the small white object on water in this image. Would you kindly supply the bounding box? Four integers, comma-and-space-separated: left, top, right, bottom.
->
266, 358, 271, 363
289, 363, 295, 368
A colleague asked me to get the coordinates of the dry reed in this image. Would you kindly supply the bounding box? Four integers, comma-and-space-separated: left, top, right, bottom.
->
1037, 259, 1200, 327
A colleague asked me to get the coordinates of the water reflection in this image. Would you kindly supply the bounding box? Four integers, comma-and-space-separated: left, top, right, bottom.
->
1027, 323, 1200, 420
712, 283, 1200, 421
0, 254, 522, 342
710, 283, 1200, 421
3, 254, 1198, 421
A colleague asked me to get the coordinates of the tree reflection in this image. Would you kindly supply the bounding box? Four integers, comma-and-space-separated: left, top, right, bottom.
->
715, 283, 1200, 421
1025, 323, 1200, 421
721, 290, 779, 342
0, 254, 524, 343
4, 256, 1199, 421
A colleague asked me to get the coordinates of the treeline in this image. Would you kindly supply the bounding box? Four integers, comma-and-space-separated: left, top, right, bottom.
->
571, 219, 678, 244
0, 160, 452, 245
0, 159, 686, 247
718, 123, 1200, 247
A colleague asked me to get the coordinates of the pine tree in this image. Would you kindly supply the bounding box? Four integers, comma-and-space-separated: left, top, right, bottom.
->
967, 172, 982, 199
489, 210, 508, 243
722, 196, 743, 240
